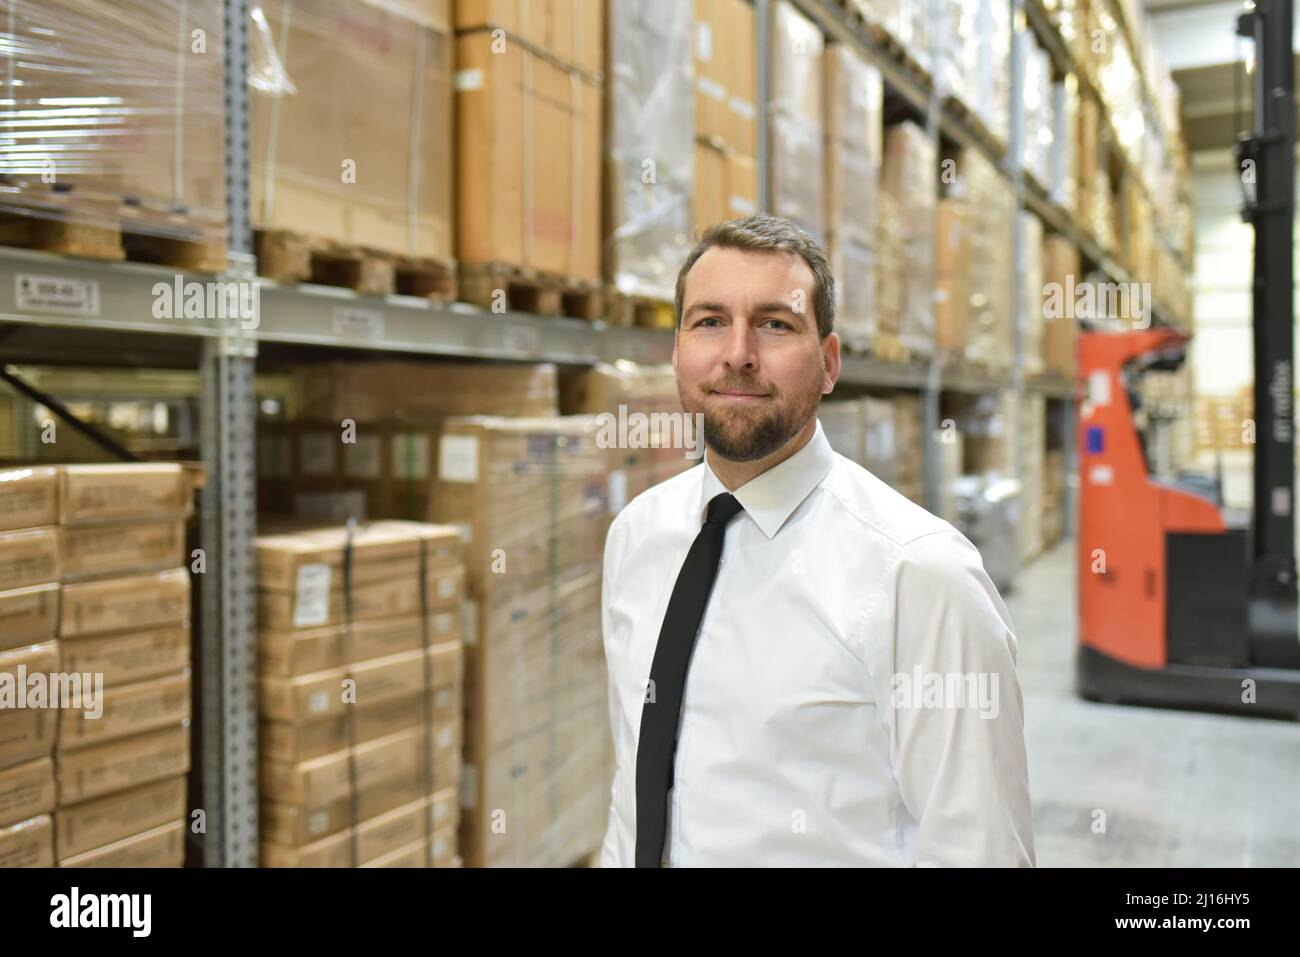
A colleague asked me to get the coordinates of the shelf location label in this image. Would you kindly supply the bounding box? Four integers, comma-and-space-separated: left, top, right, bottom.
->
332, 306, 385, 341
15, 273, 101, 316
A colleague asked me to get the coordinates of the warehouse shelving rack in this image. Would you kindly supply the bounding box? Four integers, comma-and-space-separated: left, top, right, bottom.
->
0, 0, 1191, 864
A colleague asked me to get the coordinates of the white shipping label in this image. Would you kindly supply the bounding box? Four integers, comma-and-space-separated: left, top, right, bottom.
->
309, 811, 329, 835
1088, 464, 1114, 486
308, 690, 330, 714
608, 470, 628, 515
344, 433, 382, 480
293, 564, 331, 628
434, 612, 453, 635
438, 435, 479, 482
437, 574, 456, 599
298, 433, 337, 477
696, 22, 712, 61
16, 273, 100, 316
390, 434, 429, 481
453, 68, 483, 91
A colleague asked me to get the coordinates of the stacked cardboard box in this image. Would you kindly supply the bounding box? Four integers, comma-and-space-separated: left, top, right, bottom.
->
1042, 450, 1065, 548
693, 0, 758, 232
935, 197, 970, 355
818, 401, 865, 465
956, 148, 1014, 373
0, 1, 227, 268
1050, 75, 1079, 212
893, 396, 924, 505
1017, 396, 1046, 561
768, 1, 825, 244
969, 0, 1011, 148
882, 124, 936, 357
607, 0, 694, 301
960, 391, 1015, 477
1042, 235, 1081, 378
251, 0, 452, 262
0, 467, 60, 868
260, 361, 560, 521
1021, 213, 1045, 376
256, 520, 465, 867
55, 464, 195, 868
861, 398, 897, 487
456, 0, 603, 282
876, 191, 906, 343
1020, 35, 1053, 190
824, 44, 882, 351
558, 362, 692, 517
1194, 396, 1251, 454
430, 416, 611, 867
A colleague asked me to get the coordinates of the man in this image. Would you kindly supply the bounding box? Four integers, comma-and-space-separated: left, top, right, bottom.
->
599, 214, 1035, 867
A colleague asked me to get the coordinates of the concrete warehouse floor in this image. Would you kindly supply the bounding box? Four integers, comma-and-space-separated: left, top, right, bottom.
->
1005, 541, 1300, 867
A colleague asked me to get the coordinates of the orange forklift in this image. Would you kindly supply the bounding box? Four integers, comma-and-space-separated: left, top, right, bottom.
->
1076, 0, 1300, 720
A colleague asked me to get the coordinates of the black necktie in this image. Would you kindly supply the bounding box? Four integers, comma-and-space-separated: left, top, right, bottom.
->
635, 491, 745, 867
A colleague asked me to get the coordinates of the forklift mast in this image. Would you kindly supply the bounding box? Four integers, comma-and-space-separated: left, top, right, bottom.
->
1235, 0, 1296, 625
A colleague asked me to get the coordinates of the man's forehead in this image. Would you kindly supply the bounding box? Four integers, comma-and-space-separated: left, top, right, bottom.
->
686, 246, 813, 296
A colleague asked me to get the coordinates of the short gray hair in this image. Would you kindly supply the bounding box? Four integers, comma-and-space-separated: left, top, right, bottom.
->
674, 214, 835, 338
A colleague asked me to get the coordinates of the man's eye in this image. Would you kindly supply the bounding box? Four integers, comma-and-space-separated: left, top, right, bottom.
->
698, 316, 723, 327
763, 318, 792, 330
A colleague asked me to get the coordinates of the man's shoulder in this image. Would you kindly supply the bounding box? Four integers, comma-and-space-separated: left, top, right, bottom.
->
820, 452, 958, 550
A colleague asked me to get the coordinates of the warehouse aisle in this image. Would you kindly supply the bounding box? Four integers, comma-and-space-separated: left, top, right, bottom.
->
1008, 542, 1300, 867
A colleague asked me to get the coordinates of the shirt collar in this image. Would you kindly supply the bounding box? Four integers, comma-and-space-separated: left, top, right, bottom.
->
696, 418, 836, 540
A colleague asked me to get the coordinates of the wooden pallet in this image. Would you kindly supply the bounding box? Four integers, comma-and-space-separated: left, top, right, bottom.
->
608, 293, 676, 330
255, 229, 458, 301
0, 179, 226, 273
458, 262, 604, 320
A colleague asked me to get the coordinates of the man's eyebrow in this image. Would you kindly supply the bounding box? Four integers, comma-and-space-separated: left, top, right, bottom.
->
752, 299, 799, 315
683, 301, 729, 317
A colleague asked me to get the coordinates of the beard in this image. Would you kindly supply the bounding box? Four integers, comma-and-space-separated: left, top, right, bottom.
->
680, 372, 822, 463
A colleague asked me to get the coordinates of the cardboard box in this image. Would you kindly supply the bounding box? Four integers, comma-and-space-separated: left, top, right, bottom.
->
455, 0, 602, 75
0, 583, 59, 651
455, 29, 602, 280
0, 641, 59, 769
59, 819, 184, 868
261, 772, 424, 848
256, 564, 463, 633
0, 527, 60, 591
59, 521, 187, 581
768, 1, 825, 241
58, 464, 193, 525
59, 568, 190, 638
0, 757, 54, 828
0, 467, 58, 531
260, 643, 458, 723
60, 623, 190, 689
259, 611, 458, 677
260, 726, 431, 809
250, 0, 452, 260
0, 813, 53, 867
261, 692, 425, 765
265, 790, 458, 867
58, 672, 191, 750
255, 519, 461, 592
55, 775, 186, 859
56, 723, 191, 804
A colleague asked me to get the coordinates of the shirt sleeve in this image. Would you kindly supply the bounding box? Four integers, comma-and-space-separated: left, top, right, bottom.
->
599, 508, 629, 867
885, 529, 1036, 867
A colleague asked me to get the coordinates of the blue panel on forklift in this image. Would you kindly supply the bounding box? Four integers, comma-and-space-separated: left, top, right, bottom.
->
1086, 426, 1104, 454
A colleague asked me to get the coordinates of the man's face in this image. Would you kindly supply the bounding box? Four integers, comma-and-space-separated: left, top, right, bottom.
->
674, 246, 840, 462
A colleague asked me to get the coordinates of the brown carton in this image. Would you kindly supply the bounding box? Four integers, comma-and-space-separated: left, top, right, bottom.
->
59, 522, 187, 581
60, 623, 190, 689
250, 0, 452, 260
58, 672, 191, 750
59, 819, 184, 868
55, 775, 186, 859
0, 527, 60, 591
455, 30, 602, 280
56, 723, 191, 804
259, 611, 458, 677
0, 641, 60, 768
0, 467, 58, 531
58, 464, 194, 525
0, 814, 53, 867
60, 568, 190, 638
454, 0, 603, 75
0, 757, 55, 828
255, 519, 462, 592
0, 584, 59, 651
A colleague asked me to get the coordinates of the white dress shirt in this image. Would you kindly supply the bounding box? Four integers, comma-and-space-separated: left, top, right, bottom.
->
599, 418, 1035, 866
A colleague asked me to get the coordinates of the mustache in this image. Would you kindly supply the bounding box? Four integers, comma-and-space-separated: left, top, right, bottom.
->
705, 377, 774, 395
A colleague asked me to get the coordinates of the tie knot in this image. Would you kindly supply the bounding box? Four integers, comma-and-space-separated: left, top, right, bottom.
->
705, 492, 744, 528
